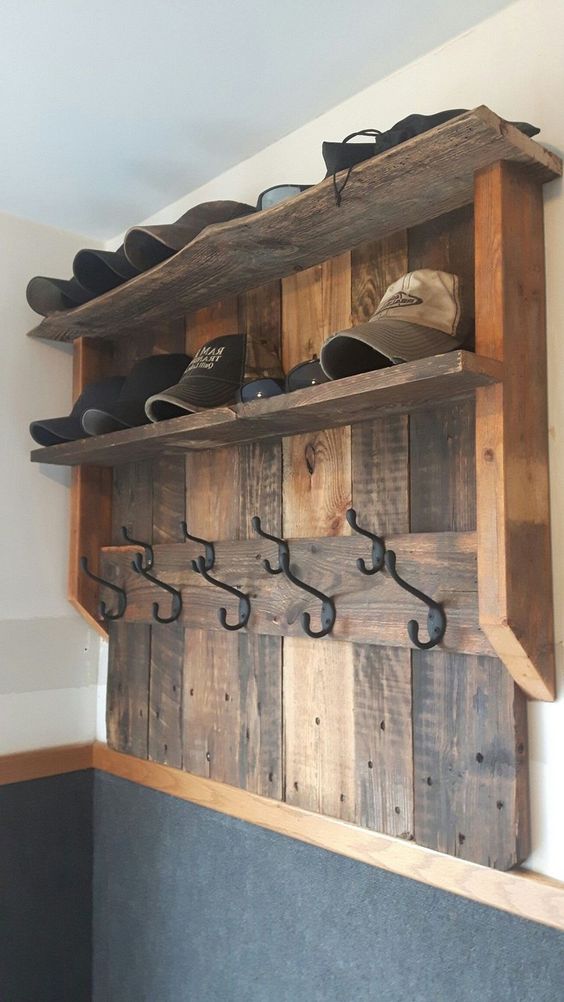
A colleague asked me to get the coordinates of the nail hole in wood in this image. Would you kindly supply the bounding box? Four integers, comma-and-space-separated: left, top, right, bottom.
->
163, 744, 168, 754
340, 794, 345, 802
155, 710, 160, 719
426, 776, 432, 786
476, 752, 484, 763
315, 716, 320, 725
497, 800, 504, 810
225, 693, 230, 701
380, 720, 385, 731
395, 806, 400, 815
246, 727, 250, 741
268, 772, 273, 783
517, 743, 525, 754
294, 781, 299, 791
189, 688, 194, 696
206, 751, 211, 762
368, 760, 373, 769
458, 833, 466, 845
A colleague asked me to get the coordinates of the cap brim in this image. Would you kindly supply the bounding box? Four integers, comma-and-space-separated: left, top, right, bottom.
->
26, 276, 94, 317
73, 247, 139, 294
320, 319, 463, 379
81, 399, 150, 436
145, 374, 242, 422
30, 415, 86, 447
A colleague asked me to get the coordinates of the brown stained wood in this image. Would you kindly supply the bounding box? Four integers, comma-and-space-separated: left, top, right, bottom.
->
409, 198, 529, 868
183, 289, 282, 798
30, 351, 502, 467
68, 337, 114, 636
410, 399, 477, 533
106, 622, 151, 757
474, 161, 555, 700
412, 652, 529, 869
111, 462, 153, 544
350, 232, 413, 838
28, 109, 560, 342
148, 623, 183, 767
282, 253, 356, 822
101, 532, 488, 655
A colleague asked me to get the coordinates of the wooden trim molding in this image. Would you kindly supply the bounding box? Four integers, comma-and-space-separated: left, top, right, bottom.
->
0, 743, 94, 785
3, 741, 564, 933
92, 743, 564, 932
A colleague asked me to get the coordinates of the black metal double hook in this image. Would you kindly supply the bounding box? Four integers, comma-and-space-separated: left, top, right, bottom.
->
195, 556, 250, 631
384, 550, 446, 650
251, 516, 288, 574
131, 550, 183, 626
121, 526, 154, 570
80, 556, 127, 622
180, 521, 215, 572
252, 517, 336, 639
346, 508, 385, 574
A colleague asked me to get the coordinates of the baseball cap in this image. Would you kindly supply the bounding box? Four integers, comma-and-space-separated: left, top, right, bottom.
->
82, 354, 191, 435
30, 376, 126, 446
320, 270, 466, 379
145, 333, 283, 421
73, 244, 140, 295
26, 275, 95, 317
124, 201, 256, 272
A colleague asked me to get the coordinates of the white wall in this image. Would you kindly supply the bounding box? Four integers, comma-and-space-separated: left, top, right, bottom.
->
0, 211, 101, 751
111, 0, 564, 880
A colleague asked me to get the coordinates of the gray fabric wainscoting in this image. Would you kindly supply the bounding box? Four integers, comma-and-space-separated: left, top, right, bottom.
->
93, 771, 564, 1002
0, 771, 93, 1001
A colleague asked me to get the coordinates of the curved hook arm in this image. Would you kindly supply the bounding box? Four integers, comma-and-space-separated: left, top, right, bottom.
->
279, 551, 336, 639
180, 521, 215, 572
345, 508, 385, 575
121, 526, 154, 570
131, 553, 183, 624
384, 550, 446, 650
251, 515, 289, 575
80, 556, 127, 622
195, 556, 250, 631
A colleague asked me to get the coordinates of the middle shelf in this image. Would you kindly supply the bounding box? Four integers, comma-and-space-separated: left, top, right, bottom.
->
31, 350, 502, 467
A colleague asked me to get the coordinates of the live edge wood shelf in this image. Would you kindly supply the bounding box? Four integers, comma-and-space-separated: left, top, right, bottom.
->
29, 107, 561, 874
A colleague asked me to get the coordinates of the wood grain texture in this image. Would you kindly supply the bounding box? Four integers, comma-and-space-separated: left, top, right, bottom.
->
474, 161, 555, 700
106, 623, 151, 757
282, 253, 356, 821
68, 337, 114, 635
28, 109, 560, 342
148, 623, 183, 767
92, 742, 564, 933
101, 532, 488, 654
350, 232, 412, 838
182, 287, 282, 797
0, 744, 94, 785
30, 351, 501, 467
408, 204, 529, 869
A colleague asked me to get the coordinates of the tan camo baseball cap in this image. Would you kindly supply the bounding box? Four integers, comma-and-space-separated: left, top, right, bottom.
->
320, 269, 465, 379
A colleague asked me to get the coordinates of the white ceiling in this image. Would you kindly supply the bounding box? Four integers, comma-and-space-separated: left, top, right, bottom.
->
0, 0, 513, 239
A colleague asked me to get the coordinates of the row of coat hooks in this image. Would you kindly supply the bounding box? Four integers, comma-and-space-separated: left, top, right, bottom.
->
80, 511, 447, 650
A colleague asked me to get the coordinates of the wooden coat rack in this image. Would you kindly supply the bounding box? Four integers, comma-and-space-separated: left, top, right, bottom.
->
29, 108, 561, 872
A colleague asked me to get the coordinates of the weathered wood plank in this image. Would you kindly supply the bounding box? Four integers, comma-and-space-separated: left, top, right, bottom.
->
68, 337, 114, 635
31, 351, 502, 466
101, 532, 489, 655
474, 161, 555, 700
409, 203, 529, 868
350, 231, 413, 838
106, 622, 151, 757
28, 108, 560, 341
148, 623, 183, 768
183, 287, 283, 797
283, 253, 357, 821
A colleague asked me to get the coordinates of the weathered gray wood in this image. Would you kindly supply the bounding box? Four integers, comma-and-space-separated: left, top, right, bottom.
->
106, 622, 151, 757
27, 108, 560, 342
101, 532, 490, 655
148, 622, 183, 768
31, 351, 502, 466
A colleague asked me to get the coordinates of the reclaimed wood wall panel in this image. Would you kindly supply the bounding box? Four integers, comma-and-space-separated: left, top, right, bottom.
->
100, 207, 532, 870
106, 622, 151, 757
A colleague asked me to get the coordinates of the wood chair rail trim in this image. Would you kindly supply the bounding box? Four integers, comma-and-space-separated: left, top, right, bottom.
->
3, 742, 562, 931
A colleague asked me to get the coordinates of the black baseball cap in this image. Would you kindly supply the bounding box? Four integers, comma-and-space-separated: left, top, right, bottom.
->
145, 334, 283, 421
82, 354, 191, 435
73, 244, 140, 295
30, 376, 125, 446
26, 275, 94, 317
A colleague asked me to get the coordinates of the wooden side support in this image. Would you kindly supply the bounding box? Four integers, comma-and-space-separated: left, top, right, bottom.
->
68, 337, 113, 637
474, 161, 555, 700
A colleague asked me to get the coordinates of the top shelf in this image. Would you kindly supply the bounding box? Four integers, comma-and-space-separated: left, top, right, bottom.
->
28, 106, 561, 343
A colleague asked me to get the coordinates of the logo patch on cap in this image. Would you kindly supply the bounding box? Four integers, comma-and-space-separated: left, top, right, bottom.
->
375, 291, 423, 313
